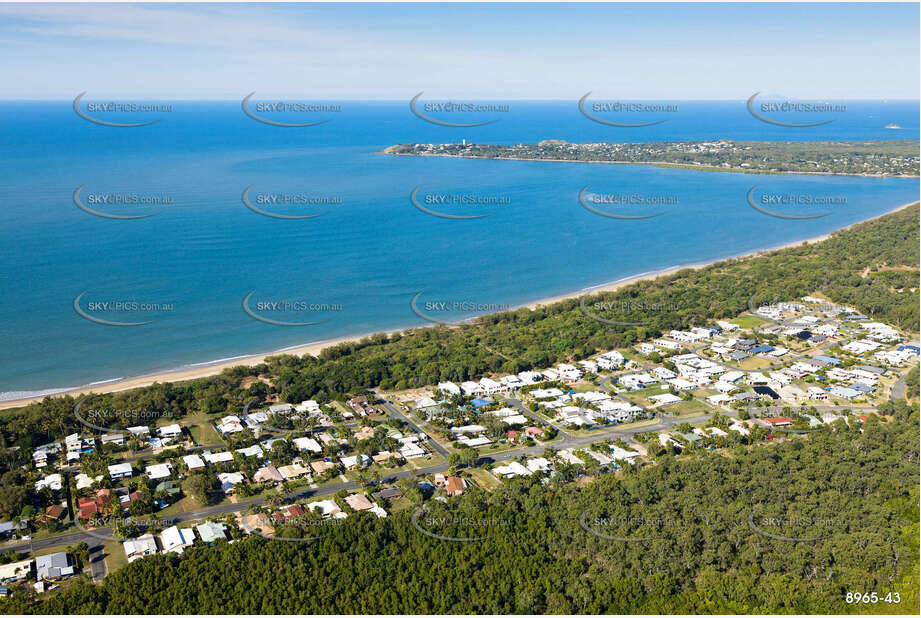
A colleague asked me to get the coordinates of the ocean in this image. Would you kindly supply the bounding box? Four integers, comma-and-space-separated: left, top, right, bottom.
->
0, 99, 918, 397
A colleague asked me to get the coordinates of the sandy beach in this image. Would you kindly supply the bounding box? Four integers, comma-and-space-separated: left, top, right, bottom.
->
1, 200, 916, 411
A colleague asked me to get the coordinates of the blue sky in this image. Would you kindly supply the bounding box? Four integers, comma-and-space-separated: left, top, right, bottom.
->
0, 2, 918, 99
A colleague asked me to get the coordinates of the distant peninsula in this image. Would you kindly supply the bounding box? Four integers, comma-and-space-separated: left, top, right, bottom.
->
383, 139, 920, 177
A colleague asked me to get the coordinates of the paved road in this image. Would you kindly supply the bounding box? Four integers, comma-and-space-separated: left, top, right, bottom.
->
6, 398, 713, 561
505, 398, 572, 439
890, 375, 907, 402
380, 401, 450, 457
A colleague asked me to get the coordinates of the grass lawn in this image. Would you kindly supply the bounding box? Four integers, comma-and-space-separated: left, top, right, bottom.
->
329, 401, 352, 417
666, 400, 710, 416
387, 496, 418, 514
157, 495, 205, 516
181, 412, 223, 446
102, 539, 129, 576
738, 357, 775, 370
467, 468, 502, 490
569, 383, 599, 393
730, 315, 766, 329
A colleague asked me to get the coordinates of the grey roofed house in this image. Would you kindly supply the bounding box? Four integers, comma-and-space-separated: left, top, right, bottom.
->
729, 350, 750, 362
676, 432, 702, 444
35, 552, 74, 581
855, 364, 886, 375
371, 487, 403, 501
155, 480, 181, 495
735, 339, 757, 349
196, 521, 227, 544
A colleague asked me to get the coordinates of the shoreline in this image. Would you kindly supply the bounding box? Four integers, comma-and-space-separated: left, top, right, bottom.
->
382, 151, 921, 178
1, 199, 917, 411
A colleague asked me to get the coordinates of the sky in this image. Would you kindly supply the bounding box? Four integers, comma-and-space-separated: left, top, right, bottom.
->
0, 2, 918, 100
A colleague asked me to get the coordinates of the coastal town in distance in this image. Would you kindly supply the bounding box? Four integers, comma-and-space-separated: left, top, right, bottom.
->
0, 1, 919, 616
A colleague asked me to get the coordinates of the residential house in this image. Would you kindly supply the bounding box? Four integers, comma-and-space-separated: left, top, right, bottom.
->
124, 534, 158, 562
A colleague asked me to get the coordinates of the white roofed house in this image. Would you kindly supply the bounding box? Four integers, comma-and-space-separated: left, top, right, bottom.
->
555, 364, 583, 382
35, 473, 63, 492
160, 525, 195, 554
666, 378, 695, 391
108, 462, 133, 480
636, 343, 659, 356
293, 437, 322, 453
460, 381, 483, 397
517, 371, 545, 384
619, 373, 657, 390
100, 433, 125, 447
649, 393, 683, 408
268, 403, 293, 415
807, 387, 829, 400
217, 415, 245, 435
478, 377, 503, 394
183, 454, 206, 471
596, 351, 625, 370
768, 371, 792, 385
124, 534, 158, 562
244, 411, 269, 429
236, 445, 264, 459
203, 450, 234, 464
145, 463, 173, 481
217, 472, 246, 493
654, 338, 683, 351
436, 381, 462, 396
157, 424, 182, 439
578, 360, 599, 374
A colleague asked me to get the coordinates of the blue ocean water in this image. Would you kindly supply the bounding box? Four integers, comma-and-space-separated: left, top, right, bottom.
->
0, 100, 918, 396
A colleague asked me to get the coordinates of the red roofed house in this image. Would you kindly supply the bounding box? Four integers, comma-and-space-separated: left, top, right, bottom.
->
763, 417, 793, 426
525, 427, 543, 438
506, 430, 519, 443
445, 476, 467, 497
78, 488, 112, 519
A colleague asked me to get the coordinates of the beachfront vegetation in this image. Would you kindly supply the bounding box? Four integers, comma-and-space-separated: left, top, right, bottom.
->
3, 400, 917, 614
0, 205, 917, 459
384, 140, 921, 176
